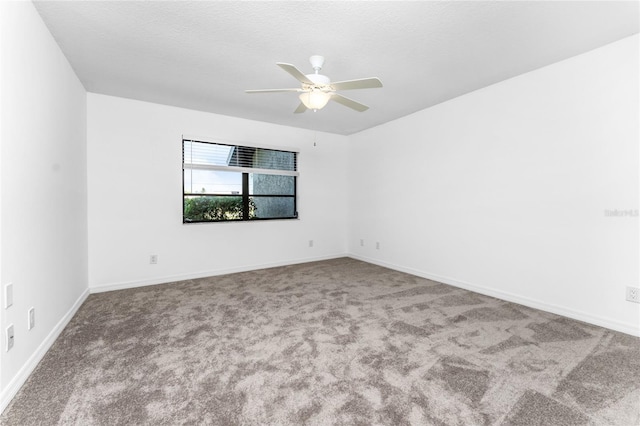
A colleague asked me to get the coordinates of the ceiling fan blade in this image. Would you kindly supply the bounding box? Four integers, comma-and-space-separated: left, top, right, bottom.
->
294, 103, 307, 114
245, 88, 302, 93
330, 77, 383, 91
276, 63, 315, 85
331, 93, 369, 112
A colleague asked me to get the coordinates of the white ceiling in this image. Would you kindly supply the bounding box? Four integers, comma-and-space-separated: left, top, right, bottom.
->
33, 1, 638, 135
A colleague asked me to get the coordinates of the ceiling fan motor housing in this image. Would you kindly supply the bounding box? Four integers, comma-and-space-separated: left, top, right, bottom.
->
305, 73, 330, 87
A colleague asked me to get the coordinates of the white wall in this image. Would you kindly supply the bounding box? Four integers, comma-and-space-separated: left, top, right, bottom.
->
348, 34, 639, 335
87, 94, 349, 291
0, 1, 88, 409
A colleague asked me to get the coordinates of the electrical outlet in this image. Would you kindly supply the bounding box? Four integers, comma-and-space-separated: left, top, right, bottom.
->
626, 286, 640, 303
360, 239, 364, 247
5, 283, 13, 309
150, 255, 158, 264
28, 307, 35, 330
6, 324, 14, 351
376, 242, 380, 250
309, 240, 314, 248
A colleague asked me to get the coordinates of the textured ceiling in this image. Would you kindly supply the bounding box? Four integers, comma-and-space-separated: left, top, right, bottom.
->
34, 1, 638, 135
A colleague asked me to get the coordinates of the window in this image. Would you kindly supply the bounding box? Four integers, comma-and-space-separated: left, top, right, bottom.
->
183, 138, 298, 222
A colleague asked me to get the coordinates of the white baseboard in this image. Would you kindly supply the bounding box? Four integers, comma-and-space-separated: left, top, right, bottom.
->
90, 253, 349, 293
0, 288, 90, 413
349, 254, 640, 337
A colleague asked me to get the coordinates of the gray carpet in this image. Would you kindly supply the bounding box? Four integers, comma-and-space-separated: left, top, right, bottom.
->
2, 258, 639, 425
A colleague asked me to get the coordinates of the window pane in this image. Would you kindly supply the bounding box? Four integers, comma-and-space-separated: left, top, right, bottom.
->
251, 196, 295, 219
249, 174, 295, 195
184, 170, 242, 194
184, 196, 244, 222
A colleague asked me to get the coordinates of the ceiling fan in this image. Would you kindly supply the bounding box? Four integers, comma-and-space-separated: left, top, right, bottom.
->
246, 55, 383, 113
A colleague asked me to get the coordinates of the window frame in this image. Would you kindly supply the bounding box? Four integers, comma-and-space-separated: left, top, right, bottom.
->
182, 138, 298, 223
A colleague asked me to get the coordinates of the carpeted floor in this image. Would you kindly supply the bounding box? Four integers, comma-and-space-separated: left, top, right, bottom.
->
2, 258, 639, 425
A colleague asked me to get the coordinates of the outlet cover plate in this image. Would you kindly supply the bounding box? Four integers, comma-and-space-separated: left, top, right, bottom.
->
626, 286, 640, 303
6, 324, 14, 351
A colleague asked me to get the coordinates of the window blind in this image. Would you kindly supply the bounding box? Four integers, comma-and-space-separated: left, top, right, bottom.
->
183, 139, 299, 177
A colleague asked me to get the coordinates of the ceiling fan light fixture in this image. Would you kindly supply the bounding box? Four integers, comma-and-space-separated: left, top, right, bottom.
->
299, 89, 331, 111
